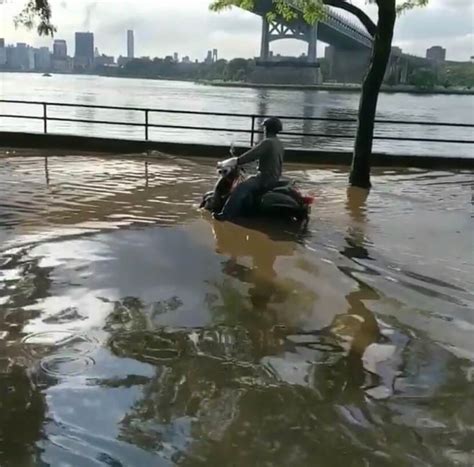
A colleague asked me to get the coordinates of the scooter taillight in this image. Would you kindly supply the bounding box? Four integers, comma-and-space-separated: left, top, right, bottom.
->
302, 195, 315, 205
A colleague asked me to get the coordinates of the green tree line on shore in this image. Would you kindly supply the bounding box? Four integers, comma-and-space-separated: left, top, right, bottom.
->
107, 57, 258, 82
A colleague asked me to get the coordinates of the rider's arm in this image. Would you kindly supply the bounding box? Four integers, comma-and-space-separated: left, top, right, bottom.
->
237, 140, 269, 166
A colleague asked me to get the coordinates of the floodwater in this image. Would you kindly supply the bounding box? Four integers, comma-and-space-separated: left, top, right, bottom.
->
1, 150, 474, 466
1, 73, 473, 158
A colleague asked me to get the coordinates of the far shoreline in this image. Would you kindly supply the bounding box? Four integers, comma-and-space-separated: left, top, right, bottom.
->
197, 80, 474, 96
1, 70, 473, 95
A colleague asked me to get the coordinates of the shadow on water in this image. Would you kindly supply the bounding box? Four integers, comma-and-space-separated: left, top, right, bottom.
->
0, 363, 46, 467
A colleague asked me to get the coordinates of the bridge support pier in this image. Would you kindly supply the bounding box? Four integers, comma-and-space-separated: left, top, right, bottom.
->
324, 46, 371, 83
260, 17, 270, 60
250, 65, 321, 85
307, 24, 318, 63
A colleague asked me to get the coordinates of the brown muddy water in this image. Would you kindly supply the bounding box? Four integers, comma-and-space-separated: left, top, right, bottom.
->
0, 149, 473, 467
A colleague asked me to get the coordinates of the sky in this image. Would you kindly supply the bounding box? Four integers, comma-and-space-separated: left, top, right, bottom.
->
0, 0, 473, 61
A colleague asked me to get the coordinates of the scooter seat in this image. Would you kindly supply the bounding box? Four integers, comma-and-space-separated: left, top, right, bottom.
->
271, 179, 294, 192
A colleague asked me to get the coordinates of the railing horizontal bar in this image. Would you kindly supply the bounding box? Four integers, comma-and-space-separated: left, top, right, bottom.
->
0, 114, 44, 121
373, 120, 474, 128
148, 123, 252, 133
1, 99, 473, 128
0, 99, 254, 119
280, 131, 473, 144
47, 117, 145, 127
2, 114, 472, 143
373, 136, 474, 144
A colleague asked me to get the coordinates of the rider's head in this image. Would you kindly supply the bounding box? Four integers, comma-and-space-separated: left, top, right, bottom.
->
263, 117, 283, 137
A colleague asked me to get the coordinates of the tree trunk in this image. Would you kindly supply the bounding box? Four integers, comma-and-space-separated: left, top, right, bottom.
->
349, 0, 396, 189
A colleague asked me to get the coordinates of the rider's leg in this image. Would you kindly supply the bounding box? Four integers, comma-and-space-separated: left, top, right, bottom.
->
214, 176, 262, 220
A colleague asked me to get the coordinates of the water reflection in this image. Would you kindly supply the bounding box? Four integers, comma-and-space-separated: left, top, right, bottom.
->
301, 91, 316, 148
255, 89, 269, 143
342, 186, 371, 260
1, 154, 474, 466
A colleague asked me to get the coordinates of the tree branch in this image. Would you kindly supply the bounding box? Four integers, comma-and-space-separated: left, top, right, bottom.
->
323, 0, 377, 37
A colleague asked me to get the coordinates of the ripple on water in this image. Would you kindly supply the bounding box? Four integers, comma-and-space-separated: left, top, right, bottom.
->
21, 331, 98, 377
39, 355, 96, 377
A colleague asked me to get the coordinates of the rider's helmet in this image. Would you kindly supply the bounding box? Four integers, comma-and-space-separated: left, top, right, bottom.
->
263, 117, 283, 135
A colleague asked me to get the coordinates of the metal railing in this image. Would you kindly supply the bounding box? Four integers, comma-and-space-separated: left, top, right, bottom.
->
1, 99, 473, 148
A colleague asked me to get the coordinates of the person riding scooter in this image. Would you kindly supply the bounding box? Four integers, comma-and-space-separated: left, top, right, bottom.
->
213, 117, 284, 221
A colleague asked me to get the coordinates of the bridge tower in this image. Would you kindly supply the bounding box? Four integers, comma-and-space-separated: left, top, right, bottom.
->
260, 16, 318, 63
253, 16, 321, 85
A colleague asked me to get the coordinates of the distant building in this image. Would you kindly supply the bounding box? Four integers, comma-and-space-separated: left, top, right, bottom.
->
212, 49, 218, 61
127, 30, 134, 59
0, 39, 6, 67
391, 46, 403, 56
52, 56, 73, 73
182, 56, 191, 64
205, 50, 213, 64
426, 46, 446, 62
95, 54, 115, 67
117, 55, 131, 67
53, 39, 67, 58
173, 52, 179, 62
52, 39, 70, 72
75, 32, 94, 69
8, 43, 35, 70
35, 46, 51, 71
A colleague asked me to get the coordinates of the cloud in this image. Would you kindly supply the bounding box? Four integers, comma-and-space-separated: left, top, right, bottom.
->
83, 2, 98, 30
0, 0, 472, 61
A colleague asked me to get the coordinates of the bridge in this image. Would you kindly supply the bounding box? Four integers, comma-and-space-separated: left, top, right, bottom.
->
254, 0, 372, 62
236, 0, 374, 83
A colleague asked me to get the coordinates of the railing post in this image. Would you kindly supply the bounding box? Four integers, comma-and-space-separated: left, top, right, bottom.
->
43, 103, 48, 134
250, 115, 256, 146
145, 109, 149, 140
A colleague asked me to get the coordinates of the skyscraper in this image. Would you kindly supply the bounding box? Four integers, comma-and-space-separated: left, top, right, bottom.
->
75, 32, 94, 68
53, 39, 67, 58
10, 43, 35, 70
127, 30, 134, 59
0, 39, 6, 67
35, 46, 51, 70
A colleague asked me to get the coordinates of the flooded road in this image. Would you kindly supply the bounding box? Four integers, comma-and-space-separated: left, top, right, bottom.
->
1, 150, 473, 466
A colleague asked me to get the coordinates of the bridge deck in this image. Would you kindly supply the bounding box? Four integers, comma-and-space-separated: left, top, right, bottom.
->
253, 0, 373, 49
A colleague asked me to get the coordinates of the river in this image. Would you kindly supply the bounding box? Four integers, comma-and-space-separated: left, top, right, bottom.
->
0, 148, 473, 466
1, 72, 473, 158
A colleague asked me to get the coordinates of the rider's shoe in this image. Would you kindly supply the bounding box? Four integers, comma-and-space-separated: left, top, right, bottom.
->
212, 212, 229, 221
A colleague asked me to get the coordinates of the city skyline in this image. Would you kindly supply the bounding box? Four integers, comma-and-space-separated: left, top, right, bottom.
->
0, 28, 456, 72
0, 0, 473, 62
